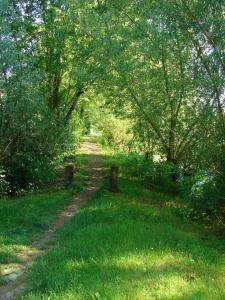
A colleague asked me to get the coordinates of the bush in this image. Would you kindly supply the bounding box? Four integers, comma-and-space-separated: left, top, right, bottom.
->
5, 153, 56, 193
0, 167, 9, 196
110, 152, 181, 195
179, 171, 222, 222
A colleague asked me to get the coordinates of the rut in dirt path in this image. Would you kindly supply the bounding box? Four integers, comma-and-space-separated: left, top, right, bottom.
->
0, 138, 104, 300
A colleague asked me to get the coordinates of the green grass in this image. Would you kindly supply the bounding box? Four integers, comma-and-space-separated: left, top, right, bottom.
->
0, 152, 88, 281
1, 145, 225, 299
0, 191, 72, 264
22, 177, 225, 300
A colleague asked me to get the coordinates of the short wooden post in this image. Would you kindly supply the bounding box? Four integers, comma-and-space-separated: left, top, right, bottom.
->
109, 166, 119, 192
65, 163, 74, 184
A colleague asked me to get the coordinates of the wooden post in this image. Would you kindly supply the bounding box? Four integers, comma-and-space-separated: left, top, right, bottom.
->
65, 163, 74, 184
109, 166, 119, 192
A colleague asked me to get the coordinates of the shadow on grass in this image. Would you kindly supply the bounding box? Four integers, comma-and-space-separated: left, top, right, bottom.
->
24, 178, 225, 300
0, 190, 74, 267
0, 151, 94, 267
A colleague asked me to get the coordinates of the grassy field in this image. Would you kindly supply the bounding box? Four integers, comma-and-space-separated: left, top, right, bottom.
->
21, 174, 225, 299
0, 152, 88, 282
1, 144, 225, 299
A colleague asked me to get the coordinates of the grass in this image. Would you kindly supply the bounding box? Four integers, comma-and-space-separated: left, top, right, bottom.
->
1, 143, 225, 299
0, 152, 88, 282
21, 175, 225, 299
0, 191, 72, 264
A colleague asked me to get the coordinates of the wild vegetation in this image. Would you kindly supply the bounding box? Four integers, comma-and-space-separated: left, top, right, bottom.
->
0, 0, 224, 298
20, 152, 225, 300
0, 0, 224, 219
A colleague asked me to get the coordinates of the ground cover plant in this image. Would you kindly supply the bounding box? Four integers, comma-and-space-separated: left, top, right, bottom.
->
0, 0, 224, 298
0, 151, 88, 284
0, 0, 224, 222
21, 157, 225, 300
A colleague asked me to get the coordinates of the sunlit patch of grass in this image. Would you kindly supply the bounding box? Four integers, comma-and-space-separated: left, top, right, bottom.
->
22, 178, 225, 300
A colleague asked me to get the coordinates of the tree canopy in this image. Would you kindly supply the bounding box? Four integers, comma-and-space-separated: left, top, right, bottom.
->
0, 0, 224, 215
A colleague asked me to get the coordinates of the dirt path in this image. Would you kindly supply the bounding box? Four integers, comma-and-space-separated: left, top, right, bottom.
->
0, 138, 104, 300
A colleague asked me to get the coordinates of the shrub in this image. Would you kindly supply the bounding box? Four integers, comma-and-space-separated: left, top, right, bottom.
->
0, 167, 9, 196
179, 171, 222, 222
112, 152, 181, 195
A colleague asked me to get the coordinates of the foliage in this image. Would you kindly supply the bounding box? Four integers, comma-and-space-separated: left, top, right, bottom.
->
180, 161, 225, 224
0, 166, 9, 195
102, 148, 180, 195
0, 0, 86, 193
180, 172, 219, 219
0, 0, 224, 219
94, 0, 224, 219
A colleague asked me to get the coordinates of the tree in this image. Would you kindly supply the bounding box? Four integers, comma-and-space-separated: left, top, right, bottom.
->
97, 0, 216, 169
